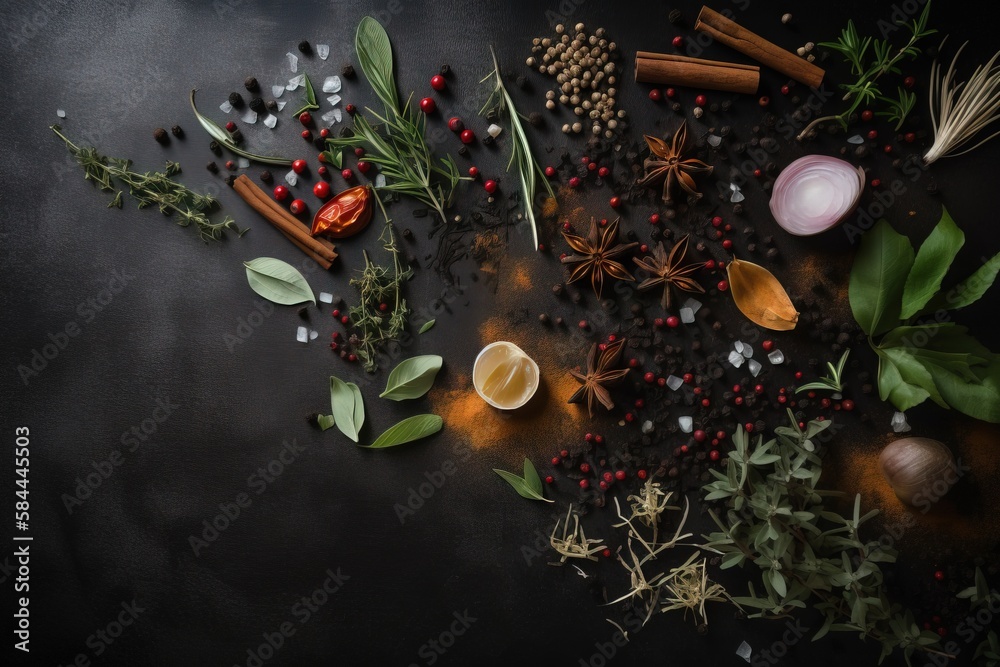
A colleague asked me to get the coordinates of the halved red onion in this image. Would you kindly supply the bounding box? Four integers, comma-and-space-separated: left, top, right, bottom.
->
769, 155, 865, 236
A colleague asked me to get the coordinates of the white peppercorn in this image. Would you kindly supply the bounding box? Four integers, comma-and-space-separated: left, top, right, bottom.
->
546, 100, 556, 110
572, 121, 583, 133
562, 123, 571, 133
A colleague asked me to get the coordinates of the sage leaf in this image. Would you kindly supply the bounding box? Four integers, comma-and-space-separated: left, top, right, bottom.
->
244, 257, 315, 305
849, 220, 914, 336
366, 414, 442, 448
880, 346, 946, 408
875, 348, 930, 411
329, 375, 361, 442
379, 355, 443, 400
355, 16, 399, 112
901, 207, 964, 319
493, 458, 554, 502
317, 414, 335, 431
348, 382, 365, 435
418, 319, 436, 334
922, 353, 1000, 423
919, 250, 1000, 316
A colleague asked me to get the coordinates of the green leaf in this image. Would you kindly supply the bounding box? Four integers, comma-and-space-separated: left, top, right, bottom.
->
379, 354, 443, 400
769, 568, 788, 598
875, 348, 931, 411
329, 375, 361, 442
317, 414, 336, 431
244, 258, 315, 305
850, 220, 915, 336
355, 16, 399, 112
190, 90, 292, 166
919, 251, 1000, 316
900, 207, 965, 319
418, 319, 436, 334
292, 73, 320, 116
366, 414, 443, 448
880, 346, 946, 408
923, 354, 1000, 423
493, 458, 553, 502
348, 382, 365, 435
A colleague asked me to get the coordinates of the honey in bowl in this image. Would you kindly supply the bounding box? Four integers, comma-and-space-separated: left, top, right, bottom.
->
473, 341, 539, 410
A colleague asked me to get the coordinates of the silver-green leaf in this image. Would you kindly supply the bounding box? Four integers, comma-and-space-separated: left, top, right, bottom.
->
493, 458, 554, 502
366, 414, 442, 448
379, 354, 443, 400
317, 414, 335, 431
329, 375, 362, 442
244, 257, 315, 305
418, 319, 436, 334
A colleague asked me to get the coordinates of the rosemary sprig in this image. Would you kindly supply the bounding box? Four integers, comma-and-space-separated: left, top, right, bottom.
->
325, 17, 465, 223
348, 195, 412, 372
795, 348, 850, 394
292, 73, 320, 118
479, 47, 557, 250
797, 1, 935, 140
51, 124, 243, 242
190, 89, 293, 166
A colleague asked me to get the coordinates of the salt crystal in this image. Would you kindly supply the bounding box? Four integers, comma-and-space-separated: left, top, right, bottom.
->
286, 74, 304, 91
317, 44, 330, 60
309, 330, 318, 341
730, 186, 745, 203
832, 392, 843, 400
736, 641, 752, 663
682, 298, 702, 314
332, 108, 342, 123
666, 375, 683, 391
321, 109, 339, 125
272, 85, 285, 98
374, 174, 386, 188
768, 350, 785, 365
322, 75, 342, 93
319, 292, 334, 304
241, 109, 258, 124
734, 341, 745, 355
679, 307, 695, 324
742, 344, 753, 358
296, 326, 308, 343
56, 109, 66, 118
285, 170, 298, 187
678, 416, 693, 433
326, 94, 341, 107
891, 411, 911, 433
641, 420, 654, 435
286, 52, 298, 72
263, 114, 278, 129
237, 158, 250, 169
847, 134, 865, 144
728, 350, 745, 368
276, 101, 286, 111
748, 359, 762, 377
706, 134, 722, 147
220, 100, 233, 113
487, 123, 503, 138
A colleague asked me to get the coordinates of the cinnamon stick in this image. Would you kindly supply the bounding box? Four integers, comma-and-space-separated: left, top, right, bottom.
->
232, 175, 337, 269
694, 6, 824, 88
635, 51, 759, 94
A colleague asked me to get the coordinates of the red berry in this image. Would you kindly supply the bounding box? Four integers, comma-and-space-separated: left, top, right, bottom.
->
468, 166, 479, 178
602, 548, 612, 558
345, 104, 356, 114
568, 176, 581, 188
299, 112, 312, 126
603, 471, 614, 483
460, 129, 475, 144
795, 371, 803, 380
842, 399, 855, 411
551, 457, 560, 466
317, 165, 328, 176
705, 259, 716, 270
666, 315, 680, 328
341, 315, 349, 325
712, 216, 723, 227
313, 181, 330, 199
695, 94, 707, 106
722, 239, 733, 250
225, 121, 236, 132
861, 109, 874, 122
341, 168, 353, 180
758, 96, 770, 107
868, 130, 878, 140
584, 433, 594, 442
598, 166, 610, 178
934, 570, 945, 582
654, 317, 665, 328
871, 178, 881, 188
609, 196, 621, 208
273, 185, 290, 201
780, 85, 790, 95
225, 160, 236, 170
580, 156, 590, 164
717, 280, 728, 291
587, 162, 597, 172
301, 129, 312, 140
578, 320, 588, 330
448, 117, 464, 132
347, 353, 357, 362
319, 128, 330, 138
291, 159, 308, 174
648, 88, 662, 102
904, 75, 916, 89
884, 144, 893, 154
580, 462, 590, 473
665, 87, 677, 98
693, 429, 707, 442
545, 475, 554, 484
762, 340, 773, 351
289, 199, 307, 215
637, 469, 647, 480
709, 450, 720, 462
354, 147, 365, 158
544, 166, 556, 178
430, 74, 446, 91
484, 179, 498, 194
649, 213, 660, 225
644, 372, 655, 384
419, 97, 436, 114
905, 132, 916, 143
672, 35, 683, 49
753, 168, 762, 177
357, 161, 371, 174
332, 309, 341, 318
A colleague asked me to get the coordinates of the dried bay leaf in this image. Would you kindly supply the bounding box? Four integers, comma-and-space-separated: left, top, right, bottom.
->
726, 258, 799, 331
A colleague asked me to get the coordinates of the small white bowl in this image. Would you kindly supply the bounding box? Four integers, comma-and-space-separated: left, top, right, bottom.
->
473, 341, 540, 410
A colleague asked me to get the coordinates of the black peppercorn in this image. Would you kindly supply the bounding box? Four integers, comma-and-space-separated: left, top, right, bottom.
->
206, 161, 219, 174
209, 140, 221, 155
402, 228, 414, 240
228, 92, 244, 107
668, 8, 682, 23
171, 125, 184, 138
244, 76, 259, 92
260, 170, 273, 184
766, 247, 779, 260
266, 99, 278, 111
342, 64, 355, 78
230, 128, 244, 144
439, 64, 450, 76
297, 40, 311, 54
538, 313, 550, 324
482, 134, 495, 146
153, 127, 168, 143
528, 112, 543, 128
225, 175, 237, 187
249, 97, 264, 113
313, 137, 325, 150
457, 145, 469, 157
671, 102, 682, 113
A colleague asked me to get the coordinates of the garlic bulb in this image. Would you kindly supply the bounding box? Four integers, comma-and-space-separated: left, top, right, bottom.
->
878, 437, 956, 507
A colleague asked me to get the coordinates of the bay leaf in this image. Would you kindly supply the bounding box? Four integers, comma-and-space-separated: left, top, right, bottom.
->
726, 258, 799, 331
348, 382, 365, 435
244, 257, 315, 305
418, 319, 436, 334
329, 375, 360, 442
379, 354, 443, 400
900, 207, 964, 319
493, 459, 553, 503
366, 414, 442, 448
849, 220, 914, 336
918, 250, 1000, 316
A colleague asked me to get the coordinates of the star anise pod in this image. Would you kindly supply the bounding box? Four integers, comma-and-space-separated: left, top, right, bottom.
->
561, 217, 638, 297
632, 235, 705, 310
636, 121, 713, 204
568, 338, 630, 417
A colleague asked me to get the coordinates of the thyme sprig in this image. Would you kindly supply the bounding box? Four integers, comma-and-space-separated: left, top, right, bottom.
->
51, 124, 243, 242
797, 1, 936, 140
348, 195, 412, 372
